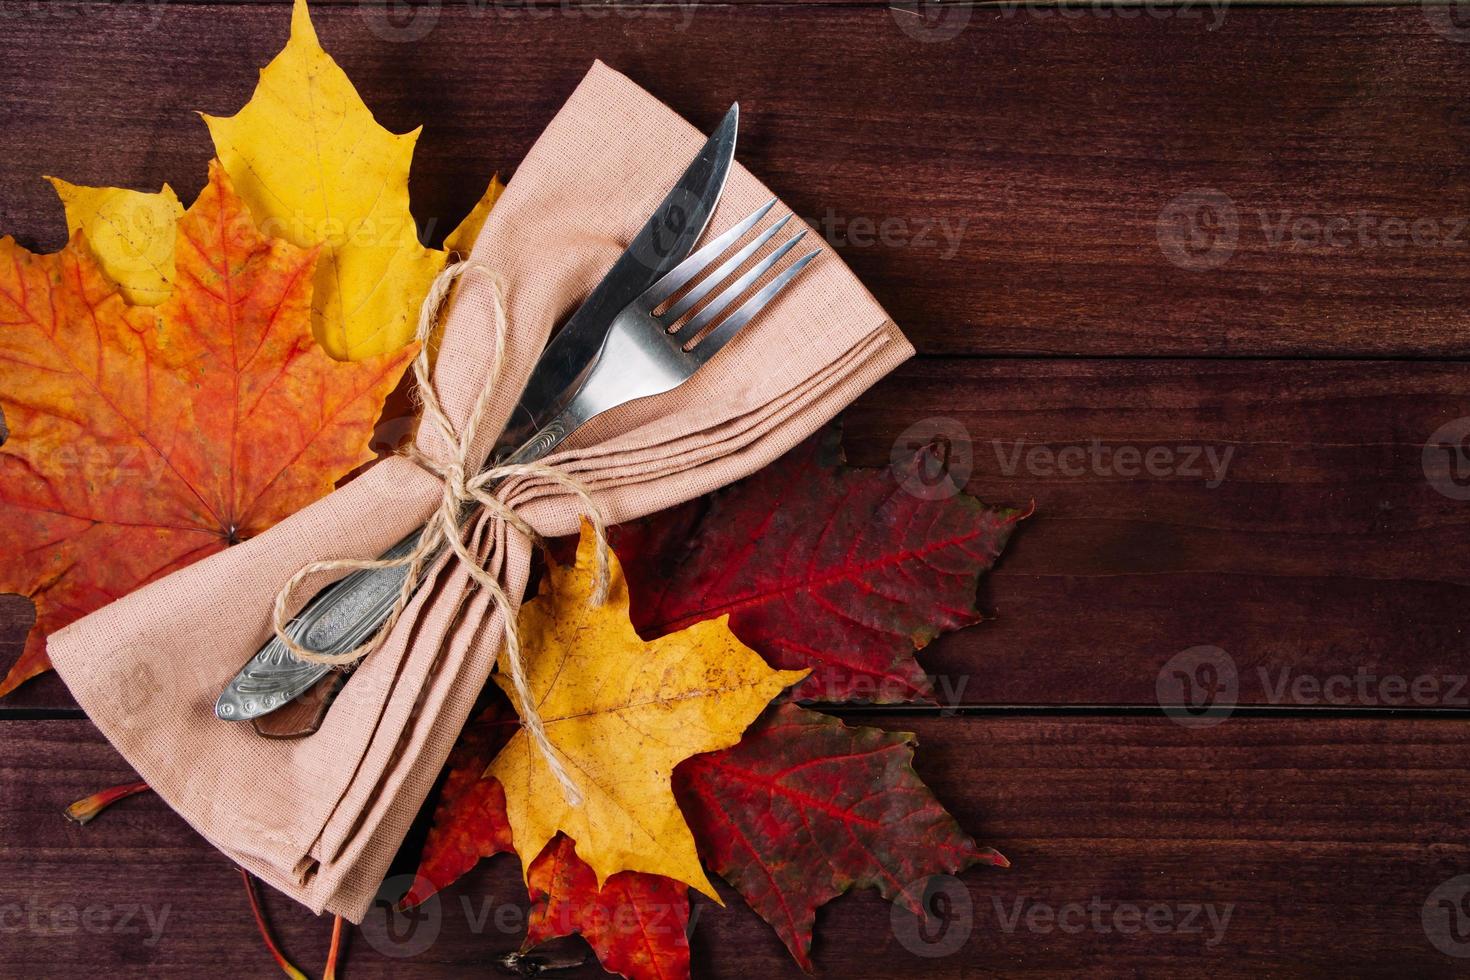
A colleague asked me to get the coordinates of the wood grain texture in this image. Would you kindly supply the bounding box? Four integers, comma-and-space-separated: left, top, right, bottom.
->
3, 717, 1469, 977
8, 358, 1468, 709
844, 358, 1470, 707
1, 5, 1468, 356
3, 5, 1469, 977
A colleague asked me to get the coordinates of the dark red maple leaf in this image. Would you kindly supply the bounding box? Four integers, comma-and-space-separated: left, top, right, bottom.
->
674, 702, 1006, 970
401, 692, 520, 909
612, 428, 1022, 703
404, 698, 694, 980
526, 835, 691, 980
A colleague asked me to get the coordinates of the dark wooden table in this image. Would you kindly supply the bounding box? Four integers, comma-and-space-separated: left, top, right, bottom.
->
4, 2, 1470, 976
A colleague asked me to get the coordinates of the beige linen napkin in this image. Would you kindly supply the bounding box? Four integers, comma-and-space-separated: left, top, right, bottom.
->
48, 61, 913, 922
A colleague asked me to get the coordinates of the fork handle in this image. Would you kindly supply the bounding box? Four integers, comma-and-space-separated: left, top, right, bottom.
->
215, 411, 582, 721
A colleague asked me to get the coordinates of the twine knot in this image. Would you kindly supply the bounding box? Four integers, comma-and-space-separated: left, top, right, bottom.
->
269, 259, 611, 807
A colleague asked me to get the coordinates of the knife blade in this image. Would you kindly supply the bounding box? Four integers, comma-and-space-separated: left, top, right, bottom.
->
494, 102, 739, 450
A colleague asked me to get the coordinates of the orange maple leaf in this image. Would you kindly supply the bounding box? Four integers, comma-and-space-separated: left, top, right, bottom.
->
0, 160, 416, 696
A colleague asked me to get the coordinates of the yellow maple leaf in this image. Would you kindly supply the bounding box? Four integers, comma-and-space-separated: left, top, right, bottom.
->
44, 178, 183, 305
488, 522, 808, 900
203, 0, 488, 361
444, 173, 504, 257
48, 1, 501, 362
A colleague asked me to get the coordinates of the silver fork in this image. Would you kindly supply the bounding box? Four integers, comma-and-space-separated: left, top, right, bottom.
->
216, 198, 819, 721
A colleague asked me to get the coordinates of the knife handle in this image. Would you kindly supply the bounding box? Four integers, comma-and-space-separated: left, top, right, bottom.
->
215, 413, 579, 720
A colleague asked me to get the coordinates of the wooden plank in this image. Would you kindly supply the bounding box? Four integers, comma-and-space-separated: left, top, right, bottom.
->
847, 358, 1470, 707
1, 6, 1468, 356
8, 358, 1469, 710
4, 715, 1469, 976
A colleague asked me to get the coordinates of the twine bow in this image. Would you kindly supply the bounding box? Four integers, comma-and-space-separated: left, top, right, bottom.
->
270, 260, 611, 807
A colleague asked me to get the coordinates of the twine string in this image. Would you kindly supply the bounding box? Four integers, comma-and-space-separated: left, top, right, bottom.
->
269, 259, 611, 807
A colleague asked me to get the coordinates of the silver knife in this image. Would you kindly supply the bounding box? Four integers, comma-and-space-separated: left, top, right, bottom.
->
216, 105, 740, 722
497, 104, 739, 449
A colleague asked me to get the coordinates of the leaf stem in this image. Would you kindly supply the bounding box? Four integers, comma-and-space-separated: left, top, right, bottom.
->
323, 915, 344, 980
239, 867, 309, 980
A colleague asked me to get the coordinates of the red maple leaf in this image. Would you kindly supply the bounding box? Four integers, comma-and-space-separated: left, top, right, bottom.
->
675, 702, 1006, 970
611, 428, 1022, 703
400, 693, 520, 910
526, 835, 691, 980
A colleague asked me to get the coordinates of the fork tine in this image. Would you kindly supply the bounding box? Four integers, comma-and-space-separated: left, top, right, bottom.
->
690, 249, 820, 360
678, 230, 808, 340
663, 214, 793, 327
640, 197, 777, 309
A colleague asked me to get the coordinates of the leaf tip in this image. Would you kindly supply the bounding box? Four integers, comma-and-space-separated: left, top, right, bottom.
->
290, 0, 318, 47
0, 642, 50, 699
